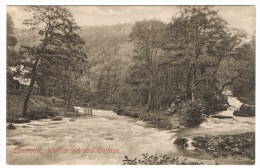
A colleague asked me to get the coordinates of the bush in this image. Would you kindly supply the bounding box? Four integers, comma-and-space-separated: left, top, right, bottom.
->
139, 112, 172, 129
178, 99, 206, 127
122, 153, 216, 165
27, 107, 59, 120
204, 94, 228, 115
195, 86, 228, 114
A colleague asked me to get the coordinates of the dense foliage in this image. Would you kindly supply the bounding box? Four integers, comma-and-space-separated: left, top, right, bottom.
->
78, 7, 254, 111
7, 13, 19, 93
8, 6, 255, 122
178, 99, 206, 127
12, 6, 88, 116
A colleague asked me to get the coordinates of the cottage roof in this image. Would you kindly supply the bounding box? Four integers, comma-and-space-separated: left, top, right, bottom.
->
13, 76, 39, 87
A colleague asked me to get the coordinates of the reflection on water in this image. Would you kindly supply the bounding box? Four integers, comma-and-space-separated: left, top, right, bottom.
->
6, 96, 254, 165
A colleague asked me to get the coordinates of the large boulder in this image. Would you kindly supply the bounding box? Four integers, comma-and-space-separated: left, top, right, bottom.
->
116, 108, 125, 115
7, 123, 16, 130
113, 105, 125, 115
51, 116, 63, 121
69, 118, 75, 122
233, 104, 255, 117
174, 137, 189, 149
211, 115, 233, 119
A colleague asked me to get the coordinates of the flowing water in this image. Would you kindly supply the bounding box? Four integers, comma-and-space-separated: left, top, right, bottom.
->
6, 96, 255, 165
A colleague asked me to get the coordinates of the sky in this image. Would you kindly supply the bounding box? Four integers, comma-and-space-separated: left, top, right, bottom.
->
7, 6, 256, 35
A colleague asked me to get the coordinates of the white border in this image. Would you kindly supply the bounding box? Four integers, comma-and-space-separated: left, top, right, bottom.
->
1, 1, 259, 168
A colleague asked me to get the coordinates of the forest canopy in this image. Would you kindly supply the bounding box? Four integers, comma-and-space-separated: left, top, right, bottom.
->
7, 6, 255, 115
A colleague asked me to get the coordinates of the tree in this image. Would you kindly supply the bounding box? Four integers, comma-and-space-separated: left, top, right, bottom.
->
7, 13, 18, 66
224, 34, 255, 103
129, 20, 166, 111
7, 13, 19, 93
21, 6, 87, 117
165, 6, 244, 101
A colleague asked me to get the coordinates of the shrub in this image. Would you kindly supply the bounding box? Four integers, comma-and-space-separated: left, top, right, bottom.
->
122, 153, 215, 165
204, 94, 228, 115
139, 112, 172, 129
123, 154, 180, 165
27, 107, 59, 120
178, 99, 206, 127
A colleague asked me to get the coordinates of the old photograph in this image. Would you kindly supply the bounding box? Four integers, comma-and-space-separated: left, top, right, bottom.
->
6, 5, 255, 165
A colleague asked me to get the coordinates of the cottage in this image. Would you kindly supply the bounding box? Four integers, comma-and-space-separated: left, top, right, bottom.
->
9, 65, 40, 95
13, 76, 40, 95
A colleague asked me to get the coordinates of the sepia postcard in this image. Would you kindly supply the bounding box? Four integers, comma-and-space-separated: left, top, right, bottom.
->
1, 1, 258, 167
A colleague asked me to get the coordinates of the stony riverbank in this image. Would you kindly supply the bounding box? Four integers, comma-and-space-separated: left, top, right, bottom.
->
191, 132, 255, 160
114, 106, 175, 129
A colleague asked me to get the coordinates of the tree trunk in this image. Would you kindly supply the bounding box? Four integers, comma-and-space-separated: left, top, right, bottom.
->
191, 65, 196, 102
186, 72, 192, 101
67, 91, 72, 108
22, 57, 40, 117
67, 85, 74, 109
147, 70, 153, 112
147, 88, 152, 111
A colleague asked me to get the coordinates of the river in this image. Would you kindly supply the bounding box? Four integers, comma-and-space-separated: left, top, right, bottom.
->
6, 96, 255, 165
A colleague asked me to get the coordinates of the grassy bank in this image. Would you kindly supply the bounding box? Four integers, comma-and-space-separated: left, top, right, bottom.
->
7, 94, 66, 118
7, 95, 35, 117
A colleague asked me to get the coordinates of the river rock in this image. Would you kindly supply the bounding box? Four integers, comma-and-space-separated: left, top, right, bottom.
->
233, 104, 255, 117
192, 132, 255, 160
116, 109, 125, 115
51, 116, 63, 121
174, 137, 188, 149
7, 117, 30, 123
223, 103, 229, 109
114, 105, 125, 115
7, 123, 16, 130
69, 118, 75, 122
211, 115, 233, 119
22, 125, 31, 128
171, 125, 180, 130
